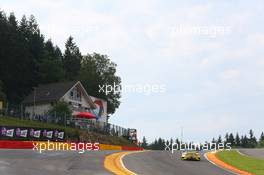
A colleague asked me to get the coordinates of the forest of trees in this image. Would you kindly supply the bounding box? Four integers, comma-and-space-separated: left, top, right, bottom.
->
0, 10, 121, 114
141, 130, 264, 150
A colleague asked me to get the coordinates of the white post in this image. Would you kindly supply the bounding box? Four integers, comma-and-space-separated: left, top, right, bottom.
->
181, 126, 183, 143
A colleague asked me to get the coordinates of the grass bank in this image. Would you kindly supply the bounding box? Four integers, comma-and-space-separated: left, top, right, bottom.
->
0, 116, 133, 146
216, 150, 264, 175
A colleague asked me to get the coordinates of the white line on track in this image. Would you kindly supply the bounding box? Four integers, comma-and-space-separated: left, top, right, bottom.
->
203, 152, 238, 175
236, 149, 247, 156
120, 153, 138, 175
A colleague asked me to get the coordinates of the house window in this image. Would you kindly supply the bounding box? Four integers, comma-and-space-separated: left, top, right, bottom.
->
77, 91, 81, 101
69, 87, 82, 102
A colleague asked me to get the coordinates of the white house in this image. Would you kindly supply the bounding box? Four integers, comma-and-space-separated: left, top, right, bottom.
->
23, 81, 108, 122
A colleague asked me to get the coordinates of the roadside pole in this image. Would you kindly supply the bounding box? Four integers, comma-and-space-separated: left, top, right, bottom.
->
64, 113, 66, 127
181, 126, 183, 143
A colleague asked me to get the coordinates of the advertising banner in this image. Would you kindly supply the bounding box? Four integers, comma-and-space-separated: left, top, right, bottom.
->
128, 129, 138, 143
0, 126, 65, 141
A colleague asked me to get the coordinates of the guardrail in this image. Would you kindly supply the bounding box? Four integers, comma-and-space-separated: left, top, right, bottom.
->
2, 111, 129, 138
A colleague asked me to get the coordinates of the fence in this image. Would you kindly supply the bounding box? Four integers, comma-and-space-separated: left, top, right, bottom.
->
70, 117, 128, 137
1, 105, 129, 138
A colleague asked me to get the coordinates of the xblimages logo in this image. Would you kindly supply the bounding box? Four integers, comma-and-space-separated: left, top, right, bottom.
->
32, 140, 100, 153
165, 141, 232, 153
169, 25, 232, 38
99, 82, 166, 95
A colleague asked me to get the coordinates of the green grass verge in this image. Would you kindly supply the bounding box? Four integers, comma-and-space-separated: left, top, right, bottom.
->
216, 150, 264, 175
0, 116, 72, 130
0, 116, 133, 146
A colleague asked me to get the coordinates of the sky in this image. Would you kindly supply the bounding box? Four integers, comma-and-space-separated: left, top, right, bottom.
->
1, 0, 264, 143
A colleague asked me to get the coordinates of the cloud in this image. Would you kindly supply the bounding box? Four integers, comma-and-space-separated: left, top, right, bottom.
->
219, 69, 241, 80
199, 58, 209, 66
247, 33, 264, 48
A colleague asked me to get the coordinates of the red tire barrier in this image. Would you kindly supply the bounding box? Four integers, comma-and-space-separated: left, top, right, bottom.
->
0, 140, 143, 151
0, 140, 33, 149
121, 146, 143, 151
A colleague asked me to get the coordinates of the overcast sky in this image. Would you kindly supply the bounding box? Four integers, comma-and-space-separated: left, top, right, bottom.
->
1, 0, 264, 142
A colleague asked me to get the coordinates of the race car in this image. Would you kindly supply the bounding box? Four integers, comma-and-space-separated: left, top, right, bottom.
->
181, 151, 201, 161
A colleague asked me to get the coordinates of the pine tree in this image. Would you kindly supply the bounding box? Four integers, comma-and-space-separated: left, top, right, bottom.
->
175, 138, 180, 145
153, 139, 158, 150
39, 40, 64, 83
212, 137, 216, 143
249, 129, 257, 148
8, 12, 17, 27
0, 81, 6, 101
157, 138, 163, 150
141, 136, 148, 149
225, 133, 229, 144
259, 132, 264, 147
228, 133, 235, 146
217, 135, 222, 144
166, 140, 170, 148
0, 13, 40, 104
235, 133, 241, 147
241, 135, 249, 148
63, 36, 81, 80
170, 138, 173, 145
260, 132, 264, 141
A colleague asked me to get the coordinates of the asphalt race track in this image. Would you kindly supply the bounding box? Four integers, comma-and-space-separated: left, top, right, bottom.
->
123, 151, 234, 175
0, 149, 114, 175
3, 149, 261, 175
239, 149, 264, 159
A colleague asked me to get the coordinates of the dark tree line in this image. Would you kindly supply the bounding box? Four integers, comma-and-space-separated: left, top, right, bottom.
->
0, 10, 121, 114
141, 130, 264, 150
140, 136, 181, 150
211, 129, 264, 148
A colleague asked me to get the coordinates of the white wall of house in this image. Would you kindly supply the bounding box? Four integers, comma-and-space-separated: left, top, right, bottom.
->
25, 103, 51, 118
24, 82, 108, 123
61, 85, 92, 111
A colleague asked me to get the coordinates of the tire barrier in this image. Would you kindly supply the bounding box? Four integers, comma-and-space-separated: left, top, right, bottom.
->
0, 140, 143, 151
121, 146, 143, 151
0, 140, 33, 149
